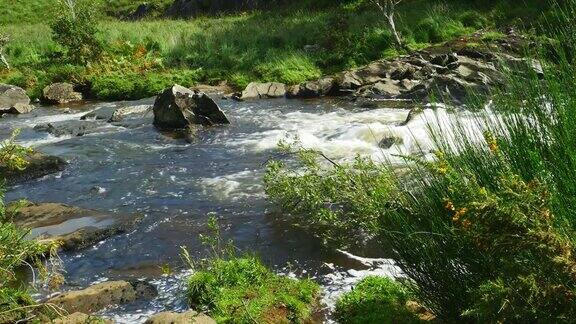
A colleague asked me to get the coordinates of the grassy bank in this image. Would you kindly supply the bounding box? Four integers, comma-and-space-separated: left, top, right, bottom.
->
0, 133, 59, 323
0, 0, 558, 101
265, 0, 576, 322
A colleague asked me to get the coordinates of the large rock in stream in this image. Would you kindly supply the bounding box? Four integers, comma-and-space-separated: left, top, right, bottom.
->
0, 151, 66, 186
0, 83, 34, 115
7, 201, 140, 251
153, 84, 230, 130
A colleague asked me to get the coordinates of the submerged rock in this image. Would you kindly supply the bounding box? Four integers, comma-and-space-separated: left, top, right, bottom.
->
34, 120, 100, 137
82, 105, 151, 123
0, 83, 33, 115
379, 136, 404, 149
145, 310, 216, 324
153, 84, 230, 131
240, 82, 287, 100
41, 83, 83, 105
48, 280, 157, 314
8, 201, 140, 251
0, 151, 66, 186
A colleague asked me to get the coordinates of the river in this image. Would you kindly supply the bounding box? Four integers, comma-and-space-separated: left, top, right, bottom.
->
1, 96, 477, 323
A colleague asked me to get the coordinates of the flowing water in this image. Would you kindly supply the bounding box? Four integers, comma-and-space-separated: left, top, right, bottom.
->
0, 97, 483, 323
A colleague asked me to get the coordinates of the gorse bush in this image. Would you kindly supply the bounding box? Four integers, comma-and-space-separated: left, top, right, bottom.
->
265, 0, 576, 322
183, 216, 320, 323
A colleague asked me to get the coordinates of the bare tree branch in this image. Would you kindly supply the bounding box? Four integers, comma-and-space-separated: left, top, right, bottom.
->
370, 0, 407, 50
0, 33, 10, 70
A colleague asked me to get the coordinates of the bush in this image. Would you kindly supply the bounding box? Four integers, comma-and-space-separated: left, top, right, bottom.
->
50, 0, 104, 64
335, 276, 420, 324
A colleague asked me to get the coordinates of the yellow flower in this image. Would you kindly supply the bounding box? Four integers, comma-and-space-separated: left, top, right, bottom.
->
444, 199, 455, 211
452, 208, 468, 222
484, 131, 499, 153
461, 219, 472, 229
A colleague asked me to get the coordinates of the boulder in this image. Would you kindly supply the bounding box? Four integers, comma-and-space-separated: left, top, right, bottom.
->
0, 84, 32, 115
34, 120, 99, 137
430, 53, 458, 67
42, 83, 83, 105
47, 280, 157, 314
0, 151, 66, 186
145, 310, 216, 324
240, 82, 286, 100
153, 85, 230, 130
371, 80, 402, 98
8, 201, 140, 251
126, 3, 153, 20
337, 71, 363, 91
287, 77, 335, 98
5, 102, 35, 115
52, 312, 113, 324
379, 136, 403, 149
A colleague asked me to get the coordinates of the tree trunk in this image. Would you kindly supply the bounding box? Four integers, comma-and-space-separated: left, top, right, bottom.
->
0, 50, 9, 70
387, 14, 403, 49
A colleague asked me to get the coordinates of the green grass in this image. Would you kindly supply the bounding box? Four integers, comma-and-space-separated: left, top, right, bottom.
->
183, 216, 320, 323
187, 256, 319, 323
264, 0, 576, 322
0, 0, 553, 100
335, 276, 421, 324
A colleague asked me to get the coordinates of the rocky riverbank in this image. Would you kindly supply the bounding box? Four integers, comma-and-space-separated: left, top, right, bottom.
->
236, 30, 541, 107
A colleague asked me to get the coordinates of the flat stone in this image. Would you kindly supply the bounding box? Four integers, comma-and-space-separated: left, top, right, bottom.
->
47, 280, 156, 314
241, 82, 287, 100
145, 310, 216, 324
8, 201, 140, 251
34, 120, 100, 137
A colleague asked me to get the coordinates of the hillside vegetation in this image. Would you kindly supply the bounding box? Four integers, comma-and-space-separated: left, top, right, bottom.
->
0, 0, 557, 101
